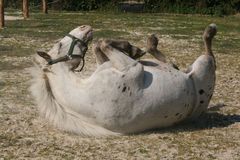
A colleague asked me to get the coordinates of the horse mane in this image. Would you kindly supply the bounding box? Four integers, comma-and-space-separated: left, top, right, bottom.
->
29, 58, 120, 137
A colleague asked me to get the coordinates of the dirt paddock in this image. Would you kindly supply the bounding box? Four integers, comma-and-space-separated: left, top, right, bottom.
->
0, 12, 239, 159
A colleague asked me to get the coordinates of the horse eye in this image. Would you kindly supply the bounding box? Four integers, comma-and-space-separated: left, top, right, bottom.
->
80, 25, 86, 31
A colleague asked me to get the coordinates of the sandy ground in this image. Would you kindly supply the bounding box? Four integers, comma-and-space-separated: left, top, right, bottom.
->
0, 22, 240, 159
5, 16, 24, 21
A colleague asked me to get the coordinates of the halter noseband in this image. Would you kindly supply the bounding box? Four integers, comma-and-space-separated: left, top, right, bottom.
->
47, 34, 88, 72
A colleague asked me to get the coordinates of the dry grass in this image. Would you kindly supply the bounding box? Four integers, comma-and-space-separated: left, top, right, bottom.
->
0, 11, 239, 159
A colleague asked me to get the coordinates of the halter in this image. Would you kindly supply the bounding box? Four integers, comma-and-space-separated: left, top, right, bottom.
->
47, 34, 88, 72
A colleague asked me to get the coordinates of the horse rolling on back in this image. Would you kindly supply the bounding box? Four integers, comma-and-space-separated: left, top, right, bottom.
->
30, 24, 217, 136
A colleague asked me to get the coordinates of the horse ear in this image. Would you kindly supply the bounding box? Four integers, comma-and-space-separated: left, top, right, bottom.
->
37, 51, 52, 62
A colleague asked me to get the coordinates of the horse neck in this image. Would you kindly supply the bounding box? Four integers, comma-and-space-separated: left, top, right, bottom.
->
30, 61, 118, 136
47, 64, 87, 107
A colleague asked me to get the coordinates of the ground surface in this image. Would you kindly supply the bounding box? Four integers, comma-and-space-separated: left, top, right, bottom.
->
0, 11, 240, 159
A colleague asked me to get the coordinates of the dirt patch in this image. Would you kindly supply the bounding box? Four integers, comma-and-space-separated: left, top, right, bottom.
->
1, 38, 239, 159
5, 15, 24, 21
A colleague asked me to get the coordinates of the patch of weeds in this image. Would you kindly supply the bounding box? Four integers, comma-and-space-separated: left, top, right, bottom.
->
0, 80, 5, 90
216, 38, 240, 54
0, 60, 32, 70
171, 34, 192, 39
0, 48, 34, 57
0, 61, 17, 70
94, 30, 129, 39
0, 45, 13, 52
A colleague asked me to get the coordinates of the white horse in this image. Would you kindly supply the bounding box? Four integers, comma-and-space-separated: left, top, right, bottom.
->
30, 24, 217, 136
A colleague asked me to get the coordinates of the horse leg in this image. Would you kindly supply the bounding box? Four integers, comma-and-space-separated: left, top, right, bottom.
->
93, 39, 146, 66
146, 34, 179, 69
92, 40, 109, 66
104, 40, 146, 59
203, 23, 217, 60
98, 39, 142, 72
146, 34, 167, 62
186, 24, 217, 118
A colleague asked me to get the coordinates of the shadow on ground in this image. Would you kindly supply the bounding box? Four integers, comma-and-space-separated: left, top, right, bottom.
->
140, 103, 240, 135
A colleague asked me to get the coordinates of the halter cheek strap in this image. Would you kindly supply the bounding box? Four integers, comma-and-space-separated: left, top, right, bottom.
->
47, 34, 88, 72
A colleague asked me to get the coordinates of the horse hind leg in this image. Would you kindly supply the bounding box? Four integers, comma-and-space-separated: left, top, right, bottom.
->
146, 34, 179, 70
146, 34, 167, 63
186, 24, 217, 118
203, 23, 217, 58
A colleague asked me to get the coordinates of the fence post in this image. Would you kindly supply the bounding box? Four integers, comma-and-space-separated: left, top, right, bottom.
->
23, 0, 29, 19
0, 0, 4, 28
42, 0, 48, 14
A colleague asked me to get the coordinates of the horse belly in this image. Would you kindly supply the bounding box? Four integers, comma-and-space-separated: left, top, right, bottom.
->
87, 68, 144, 130
119, 66, 196, 133
88, 65, 196, 133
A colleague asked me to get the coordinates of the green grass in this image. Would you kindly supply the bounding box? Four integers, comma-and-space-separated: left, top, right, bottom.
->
1, 11, 239, 58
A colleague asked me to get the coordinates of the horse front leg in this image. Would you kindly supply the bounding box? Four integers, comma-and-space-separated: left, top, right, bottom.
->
92, 40, 109, 66
93, 39, 146, 64
98, 39, 142, 72
104, 40, 146, 59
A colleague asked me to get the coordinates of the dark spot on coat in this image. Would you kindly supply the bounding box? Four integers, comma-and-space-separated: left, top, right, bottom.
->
178, 114, 183, 119
175, 113, 180, 116
118, 85, 121, 89
121, 75, 125, 78
200, 100, 204, 104
127, 86, 130, 91
112, 99, 118, 103
209, 94, 213, 99
129, 92, 132, 96
122, 86, 127, 92
199, 89, 205, 95
164, 115, 168, 118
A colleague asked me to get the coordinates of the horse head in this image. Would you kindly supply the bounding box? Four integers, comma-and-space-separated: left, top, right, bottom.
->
36, 25, 93, 72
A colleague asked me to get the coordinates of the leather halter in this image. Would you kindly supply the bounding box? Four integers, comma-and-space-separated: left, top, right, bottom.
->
47, 34, 88, 72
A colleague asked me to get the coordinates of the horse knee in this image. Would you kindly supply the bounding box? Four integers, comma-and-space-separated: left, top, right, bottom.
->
93, 39, 104, 51
92, 44, 99, 56
100, 40, 112, 52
